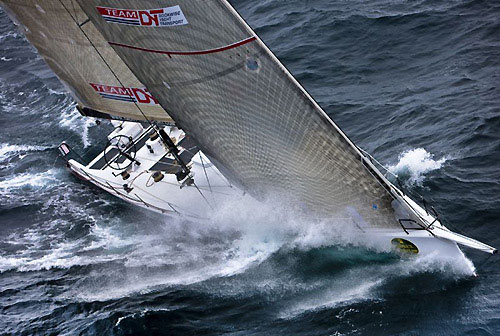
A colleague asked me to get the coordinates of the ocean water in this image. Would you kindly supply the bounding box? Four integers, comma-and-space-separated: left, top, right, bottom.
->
1, 0, 499, 335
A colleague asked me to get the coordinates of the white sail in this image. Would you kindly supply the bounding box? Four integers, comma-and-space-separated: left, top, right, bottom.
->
73, 0, 414, 228
0, 0, 173, 123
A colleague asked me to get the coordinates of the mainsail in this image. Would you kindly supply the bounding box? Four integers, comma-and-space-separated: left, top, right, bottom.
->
0, 0, 173, 123
76, 0, 406, 228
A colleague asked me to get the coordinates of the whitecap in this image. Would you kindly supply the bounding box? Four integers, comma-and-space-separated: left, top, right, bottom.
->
280, 279, 382, 319
389, 148, 448, 185
279, 250, 474, 319
0, 31, 20, 42
0, 143, 49, 161
0, 169, 58, 190
58, 106, 97, 147
48, 88, 66, 96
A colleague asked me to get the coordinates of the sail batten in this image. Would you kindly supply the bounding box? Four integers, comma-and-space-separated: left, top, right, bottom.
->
76, 0, 404, 228
0, 0, 173, 123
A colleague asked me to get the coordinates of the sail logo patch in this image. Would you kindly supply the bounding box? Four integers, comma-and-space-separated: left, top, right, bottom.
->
90, 83, 159, 105
96, 5, 188, 27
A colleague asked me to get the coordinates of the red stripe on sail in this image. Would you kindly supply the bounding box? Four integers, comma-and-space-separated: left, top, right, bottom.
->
108, 36, 257, 56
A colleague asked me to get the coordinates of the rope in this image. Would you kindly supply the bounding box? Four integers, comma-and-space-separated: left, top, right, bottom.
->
192, 180, 213, 209
51, 154, 61, 169
359, 147, 399, 179
135, 154, 179, 167
181, 146, 232, 189
199, 152, 212, 193
475, 253, 496, 275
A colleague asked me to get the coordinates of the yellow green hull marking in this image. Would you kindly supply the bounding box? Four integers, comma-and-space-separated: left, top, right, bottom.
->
391, 238, 419, 254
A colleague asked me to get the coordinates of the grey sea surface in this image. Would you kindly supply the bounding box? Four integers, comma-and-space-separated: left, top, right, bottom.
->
0, 0, 499, 335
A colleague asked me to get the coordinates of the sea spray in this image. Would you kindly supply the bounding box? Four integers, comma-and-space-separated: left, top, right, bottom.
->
58, 105, 97, 148
0, 143, 49, 161
389, 148, 448, 185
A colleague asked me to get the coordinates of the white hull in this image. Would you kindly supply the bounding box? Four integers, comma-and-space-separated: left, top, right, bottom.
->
59, 121, 496, 265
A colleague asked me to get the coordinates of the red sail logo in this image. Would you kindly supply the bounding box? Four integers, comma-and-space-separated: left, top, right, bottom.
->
96, 5, 188, 27
138, 9, 164, 26
90, 83, 159, 105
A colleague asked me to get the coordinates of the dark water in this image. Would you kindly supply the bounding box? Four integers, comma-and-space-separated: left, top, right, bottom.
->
1, 0, 499, 335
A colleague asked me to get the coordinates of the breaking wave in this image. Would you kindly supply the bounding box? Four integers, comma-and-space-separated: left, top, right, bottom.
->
389, 148, 448, 185
0, 188, 475, 305
0, 30, 20, 42
0, 143, 50, 161
58, 105, 97, 147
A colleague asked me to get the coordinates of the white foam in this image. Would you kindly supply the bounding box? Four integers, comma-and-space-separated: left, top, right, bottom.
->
0, 168, 475, 304
72, 191, 477, 301
0, 215, 127, 274
48, 88, 66, 96
395, 251, 475, 277
280, 279, 382, 319
58, 106, 96, 147
0, 169, 58, 190
0, 143, 49, 161
81, 224, 134, 252
279, 250, 474, 318
115, 308, 176, 327
0, 31, 20, 42
389, 148, 448, 184
0, 243, 122, 273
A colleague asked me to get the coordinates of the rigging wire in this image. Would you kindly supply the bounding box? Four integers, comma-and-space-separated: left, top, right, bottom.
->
474, 252, 496, 275
359, 148, 489, 243
192, 181, 213, 209
358, 147, 399, 179
57, 0, 155, 128
199, 152, 213, 193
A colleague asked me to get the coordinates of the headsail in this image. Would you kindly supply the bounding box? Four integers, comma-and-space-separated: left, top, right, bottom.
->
76, 0, 407, 228
0, 0, 173, 123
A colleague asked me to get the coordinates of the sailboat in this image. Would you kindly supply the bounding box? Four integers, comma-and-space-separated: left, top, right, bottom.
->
1, 0, 496, 264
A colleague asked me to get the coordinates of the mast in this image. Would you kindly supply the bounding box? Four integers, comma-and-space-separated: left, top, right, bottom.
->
73, 0, 409, 229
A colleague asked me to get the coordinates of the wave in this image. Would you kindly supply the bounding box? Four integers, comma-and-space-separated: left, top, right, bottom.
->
0, 156, 473, 310
0, 243, 123, 274
58, 106, 97, 148
0, 143, 50, 161
0, 30, 20, 42
388, 148, 448, 185
279, 250, 474, 319
0, 169, 64, 210
48, 195, 475, 301
0, 169, 58, 190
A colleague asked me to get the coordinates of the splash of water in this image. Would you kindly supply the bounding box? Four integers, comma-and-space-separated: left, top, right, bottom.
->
58, 106, 97, 148
0, 171, 475, 303
279, 250, 475, 319
0, 169, 58, 190
389, 148, 448, 185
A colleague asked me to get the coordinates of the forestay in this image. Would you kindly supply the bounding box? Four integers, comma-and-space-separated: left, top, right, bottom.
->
77, 0, 404, 229
0, 0, 173, 123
